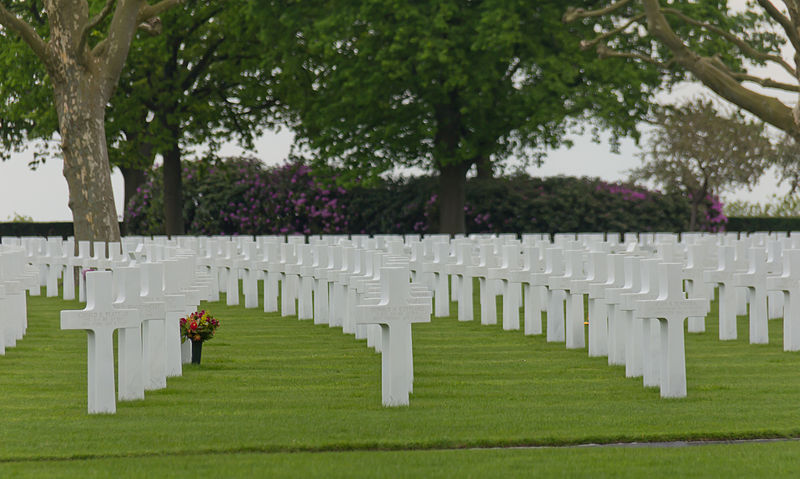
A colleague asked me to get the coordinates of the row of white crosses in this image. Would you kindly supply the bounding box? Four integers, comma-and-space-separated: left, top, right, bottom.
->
181, 235, 434, 407
162, 233, 709, 399
446, 231, 800, 397
0, 245, 37, 354
59, 243, 212, 414
20, 228, 800, 406
48, 234, 432, 408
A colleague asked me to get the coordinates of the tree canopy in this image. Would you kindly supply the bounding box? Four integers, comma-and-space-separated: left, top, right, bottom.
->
564, 0, 799, 138
0, 0, 182, 242
253, 0, 669, 233
106, 0, 275, 234
1, 1, 272, 236
631, 99, 773, 230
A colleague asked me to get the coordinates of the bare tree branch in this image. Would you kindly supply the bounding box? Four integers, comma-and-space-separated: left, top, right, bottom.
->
180, 38, 225, 91
0, 2, 49, 63
563, 0, 631, 23
731, 72, 800, 92
78, 0, 116, 65
86, 0, 116, 34
756, 0, 800, 54
640, 0, 797, 136
660, 7, 796, 77
138, 0, 183, 23
580, 13, 646, 50
595, 44, 670, 68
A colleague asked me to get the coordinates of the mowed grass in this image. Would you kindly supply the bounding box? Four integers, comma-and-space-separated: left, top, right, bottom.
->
1, 281, 800, 476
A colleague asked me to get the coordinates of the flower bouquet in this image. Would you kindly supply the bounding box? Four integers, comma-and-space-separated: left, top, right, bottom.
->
179, 310, 220, 364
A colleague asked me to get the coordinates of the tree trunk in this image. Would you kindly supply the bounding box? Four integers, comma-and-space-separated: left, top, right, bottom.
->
438, 162, 469, 235
54, 79, 121, 243
475, 156, 493, 179
689, 194, 704, 232
120, 166, 147, 214
162, 136, 185, 236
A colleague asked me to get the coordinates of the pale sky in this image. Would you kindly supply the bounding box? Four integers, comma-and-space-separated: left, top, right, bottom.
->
0, 120, 785, 222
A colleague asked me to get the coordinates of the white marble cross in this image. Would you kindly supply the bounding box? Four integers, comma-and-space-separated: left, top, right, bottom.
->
511, 244, 545, 336
43, 238, 65, 298
61, 271, 139, 414
112, 267, 145, 401
356, 267, 431, 407
0, 249, 28, 346
542, 247, 567, 343
617, 256, 644, 378
334, 246, 358, 333
163, 260, 188, 378
630, 258, 663, 388
563, 248, 587, 349
217, 241, 241, 306
75, 241, 92, 302
256, 241, 281, 313
312, 245, 331, 325
237, 242, 260, 309
704, 246, 739, 341
576, 251, 608, 357
466, 244, 498, 326
295, 244, 315, 320
488, 244, 522, 331
734, 247, 769, 344
196, 238, 221, 303
682, 243, 713, 333
422, 242, 453, 318
766, 249, 800, 351
139, 262, 167, 391
447, 243, 475, 322
280, 243, 300, 316
601, 254, 628, 366
636, 263, 708, 398
0, 284, 6, 354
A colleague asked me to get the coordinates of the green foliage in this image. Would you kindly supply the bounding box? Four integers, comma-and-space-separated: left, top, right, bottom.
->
252, 0, 670, 232
347, 175, 693, 234
770, 135, 800, 195
0, 2, 57, 164
127, 158, 695, 235
5, 212, 33, 223
106, 0, 273, 170
631, 99, 772, 230
0, 1, 269, 173
725, 193, 800, 218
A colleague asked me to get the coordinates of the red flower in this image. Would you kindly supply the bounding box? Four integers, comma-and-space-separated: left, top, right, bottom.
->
189, 321, 198, 330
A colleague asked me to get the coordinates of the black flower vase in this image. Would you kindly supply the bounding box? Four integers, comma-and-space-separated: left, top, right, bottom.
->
191, 339, 203, 364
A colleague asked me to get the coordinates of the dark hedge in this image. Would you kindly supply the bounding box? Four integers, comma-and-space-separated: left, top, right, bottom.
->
125, 158, 705, 236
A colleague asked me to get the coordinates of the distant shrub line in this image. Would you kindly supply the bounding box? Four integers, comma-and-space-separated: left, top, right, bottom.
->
123, 157, 728, 236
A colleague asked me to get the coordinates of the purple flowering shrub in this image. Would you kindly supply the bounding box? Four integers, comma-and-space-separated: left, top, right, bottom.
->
126, 157, 349, 235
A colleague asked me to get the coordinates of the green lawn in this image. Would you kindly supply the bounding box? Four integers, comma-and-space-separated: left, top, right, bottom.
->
1, 283, 799, 476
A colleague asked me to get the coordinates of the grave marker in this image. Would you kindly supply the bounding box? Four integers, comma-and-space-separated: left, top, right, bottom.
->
704, 246, 738, 340
112, 267, 145, 401
766, 249, 800, 351
636, 263, 708, 398
356, 267, 431, 407
734, 247, 769, 344
61, 271, 139, 414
